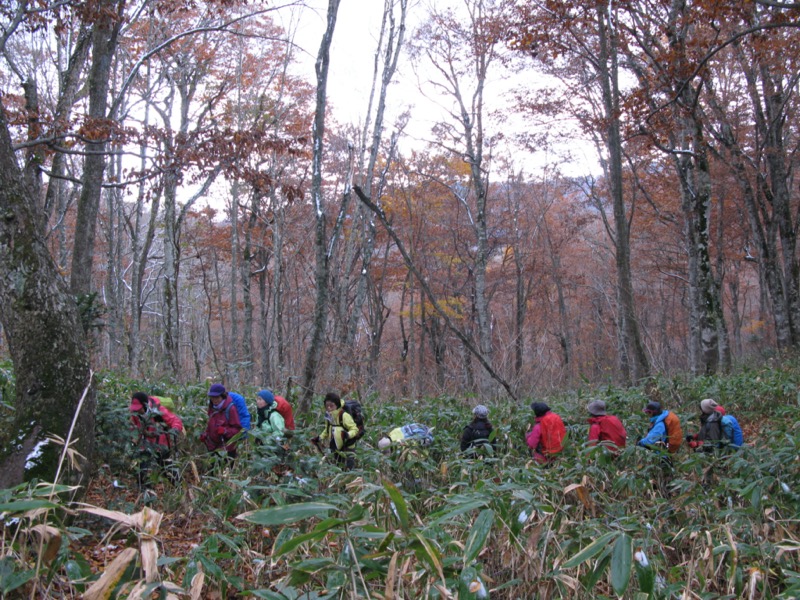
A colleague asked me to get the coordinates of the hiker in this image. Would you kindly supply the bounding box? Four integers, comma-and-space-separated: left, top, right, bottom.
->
200, 384, 243, 459
256, 389, 296, 431
378, 423, 434, 451
206, 383, 251, 433
129, 392, 183, 494
686, 398, 743, 451
526, 402, 566, 464
311, 392, 360, 470
256, 393, 286, 440
460, 405, 496, 455
637, 401, 683, 454
586, 399, 627, 453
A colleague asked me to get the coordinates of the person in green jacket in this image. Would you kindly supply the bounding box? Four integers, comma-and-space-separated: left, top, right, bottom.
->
257, 394, 286, 439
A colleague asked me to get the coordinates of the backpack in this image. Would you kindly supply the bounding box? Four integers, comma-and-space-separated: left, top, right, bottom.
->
538, 411, 566, 456
699, 412, 723, 445
227, 392, 251, 431
663, 411, 683, 453
401, 423, 434, 446
342, 400, 365, 441
152, 396, 175, 411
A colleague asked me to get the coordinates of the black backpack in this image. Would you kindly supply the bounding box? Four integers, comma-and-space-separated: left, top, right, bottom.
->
699, 412, 722, 446
342, 400, 366, 441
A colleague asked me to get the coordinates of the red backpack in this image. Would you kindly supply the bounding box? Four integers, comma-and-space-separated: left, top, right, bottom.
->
590, 414, 627, 449
538, 411, 566, 456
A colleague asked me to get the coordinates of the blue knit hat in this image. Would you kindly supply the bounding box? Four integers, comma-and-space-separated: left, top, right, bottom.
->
257, 389, 275, 405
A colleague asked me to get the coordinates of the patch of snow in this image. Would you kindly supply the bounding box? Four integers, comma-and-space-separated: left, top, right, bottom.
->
24, 439, 49, 471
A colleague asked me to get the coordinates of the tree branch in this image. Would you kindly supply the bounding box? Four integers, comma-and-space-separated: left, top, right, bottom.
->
353, 184, 518, 401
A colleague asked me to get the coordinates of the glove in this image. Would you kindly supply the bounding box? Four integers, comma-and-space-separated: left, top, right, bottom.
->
688, 440, 700, 449
685, 434, 694, 443
311, 436, 320, 445
216, 427, 227, 437
341, 431, 349, 442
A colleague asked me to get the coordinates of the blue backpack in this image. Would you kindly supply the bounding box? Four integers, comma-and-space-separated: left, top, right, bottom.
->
401, 423, 434, 446
227, 392, 251, 432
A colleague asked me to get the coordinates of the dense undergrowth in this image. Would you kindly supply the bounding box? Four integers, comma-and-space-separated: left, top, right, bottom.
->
1, 360, 800, 598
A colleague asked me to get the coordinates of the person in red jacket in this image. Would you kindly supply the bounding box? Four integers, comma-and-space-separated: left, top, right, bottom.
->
200, 385, 242, 460
130, 392, 183, 494
586, 399, 627, 454
256, 389, 296, 430
526, 402, 566, 465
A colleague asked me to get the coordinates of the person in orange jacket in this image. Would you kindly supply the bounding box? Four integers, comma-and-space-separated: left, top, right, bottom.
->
526, 402, 566, 464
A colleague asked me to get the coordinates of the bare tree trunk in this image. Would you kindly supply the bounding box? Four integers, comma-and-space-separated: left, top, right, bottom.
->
0, 106, 94, 489
229, 180, 241, 383
299, 0, 343, 414
240, 194, 255, 384
162, 167, 182, 373
70, 1, 122, 296
344, 0, 407, 383
595, 6, 650, 383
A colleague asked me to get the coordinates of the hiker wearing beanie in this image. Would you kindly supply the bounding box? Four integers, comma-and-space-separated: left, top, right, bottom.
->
256, 389, 296, 431
525, 402, 566, 464
586, 400, 626, 453
637, 401, 683, 453
200, 383, 243, 459
686, 398, 743, 451
460, 405, 497, 455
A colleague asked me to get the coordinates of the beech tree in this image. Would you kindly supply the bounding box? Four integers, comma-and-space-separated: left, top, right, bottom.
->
703, 7, 800, 350
298, 0, 343, 413
509, 0, 651, 384
408, 0, 510, 395
0, 98, 93, 489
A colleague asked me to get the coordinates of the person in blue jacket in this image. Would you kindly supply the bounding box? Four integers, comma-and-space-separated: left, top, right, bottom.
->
207, 383, 251, 433
637, 401, 682, 454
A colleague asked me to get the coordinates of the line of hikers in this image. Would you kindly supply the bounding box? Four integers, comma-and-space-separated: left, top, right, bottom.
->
129, 386, 745, 496
520, 397, 744, 465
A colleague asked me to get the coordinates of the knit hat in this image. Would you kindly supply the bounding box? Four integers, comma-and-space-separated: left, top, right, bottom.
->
207, 383, 226, 397
473, 404, 489, 419
644, 401, 661, 414
700, 398, 718, 414
378, 437, 391, 450
587, 399, 606, 416
257, 390, 275, 405
530, 402, 550, 417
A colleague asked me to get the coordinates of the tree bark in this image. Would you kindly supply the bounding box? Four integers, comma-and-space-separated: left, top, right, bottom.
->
299, 0, 342, 414
595, 5, 650, 383
70, 0, 122, 296
0, 105, 94, 489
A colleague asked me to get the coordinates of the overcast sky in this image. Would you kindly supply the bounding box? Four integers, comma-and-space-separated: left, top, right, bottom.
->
275, 0, 598, 178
